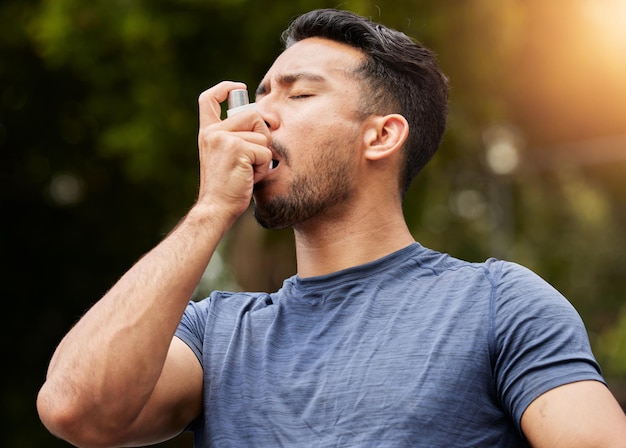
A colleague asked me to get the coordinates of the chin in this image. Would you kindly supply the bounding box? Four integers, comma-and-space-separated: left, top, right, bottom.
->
251, 195, 297, 230
252, 207, 287, 230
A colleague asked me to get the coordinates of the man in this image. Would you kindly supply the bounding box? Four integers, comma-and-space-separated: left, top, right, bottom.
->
37, 8, 626, 448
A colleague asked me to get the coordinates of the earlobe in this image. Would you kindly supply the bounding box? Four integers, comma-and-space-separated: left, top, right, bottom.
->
363, 114, 409, 161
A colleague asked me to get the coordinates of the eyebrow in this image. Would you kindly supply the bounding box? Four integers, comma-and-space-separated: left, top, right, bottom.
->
255, 72, 328, 97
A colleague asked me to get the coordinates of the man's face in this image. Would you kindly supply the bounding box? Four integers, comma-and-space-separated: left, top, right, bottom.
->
252, 37, 368, 229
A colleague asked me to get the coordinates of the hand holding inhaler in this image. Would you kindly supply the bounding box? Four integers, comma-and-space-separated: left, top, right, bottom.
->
195, 83, 272, 222
226, 88, 277, 171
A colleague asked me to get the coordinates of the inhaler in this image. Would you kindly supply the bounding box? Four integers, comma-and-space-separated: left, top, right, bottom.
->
227, 89, 256, 117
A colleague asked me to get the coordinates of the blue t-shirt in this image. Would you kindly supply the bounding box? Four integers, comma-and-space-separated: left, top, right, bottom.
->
175, 243, 604, 447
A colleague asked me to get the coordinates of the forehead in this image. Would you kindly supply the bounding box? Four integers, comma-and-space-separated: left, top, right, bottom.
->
260, 37, 365, 88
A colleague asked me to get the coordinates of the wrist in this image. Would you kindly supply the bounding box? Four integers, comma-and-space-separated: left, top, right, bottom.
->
184, 201, 239, 239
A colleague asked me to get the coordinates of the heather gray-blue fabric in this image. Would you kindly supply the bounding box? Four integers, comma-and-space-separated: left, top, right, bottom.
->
175, 243, 604, 447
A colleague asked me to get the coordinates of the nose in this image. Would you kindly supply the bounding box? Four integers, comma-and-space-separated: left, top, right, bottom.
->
255, 96, 278, 131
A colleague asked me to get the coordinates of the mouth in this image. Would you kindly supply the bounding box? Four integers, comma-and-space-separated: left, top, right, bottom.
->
268, 139, 288, 172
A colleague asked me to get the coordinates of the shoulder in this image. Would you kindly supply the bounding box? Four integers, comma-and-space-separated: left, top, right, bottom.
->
484, 260, 604, 431
487, 260, 582, 327
482, 259, 589, 357
184, 289, 278, 314
175, 289, 279, 361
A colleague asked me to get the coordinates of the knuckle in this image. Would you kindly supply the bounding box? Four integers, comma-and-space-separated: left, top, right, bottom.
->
198, 90, 211, 104
199, 128, 236, 149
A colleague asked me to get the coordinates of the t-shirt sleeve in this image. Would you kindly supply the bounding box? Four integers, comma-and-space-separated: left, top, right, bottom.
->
490, 260, 605, 434
175, 298, 211, 366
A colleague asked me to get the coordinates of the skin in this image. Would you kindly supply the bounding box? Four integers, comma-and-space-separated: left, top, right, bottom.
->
251, 38, 414, 277
36, 37, 626, 448
521, 381, 626, 447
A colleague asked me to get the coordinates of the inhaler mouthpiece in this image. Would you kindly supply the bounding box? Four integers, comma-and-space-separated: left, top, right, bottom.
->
227, 89, 256, 117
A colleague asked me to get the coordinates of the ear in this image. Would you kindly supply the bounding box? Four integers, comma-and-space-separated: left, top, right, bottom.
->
362, 114, 409, 161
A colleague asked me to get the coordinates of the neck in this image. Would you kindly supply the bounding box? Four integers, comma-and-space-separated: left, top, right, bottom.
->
293, 200, 415, 278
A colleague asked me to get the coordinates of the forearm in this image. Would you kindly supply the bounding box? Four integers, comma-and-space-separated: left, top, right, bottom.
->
38, 81, 272, 446
38, 204, 229, 435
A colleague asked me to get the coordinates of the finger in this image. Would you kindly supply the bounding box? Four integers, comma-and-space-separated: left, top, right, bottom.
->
230, 131, 271, 147
222, 109, 271, 140
197, 129, 270, 158
198, 81, 247, 129
252, 145, 273, 184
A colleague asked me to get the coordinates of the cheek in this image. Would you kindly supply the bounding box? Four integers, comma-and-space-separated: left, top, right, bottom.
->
287, 105, 359, 134
280, 110, 362, 164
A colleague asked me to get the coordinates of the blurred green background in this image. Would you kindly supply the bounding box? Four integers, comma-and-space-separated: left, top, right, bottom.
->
2, 0, 626, 446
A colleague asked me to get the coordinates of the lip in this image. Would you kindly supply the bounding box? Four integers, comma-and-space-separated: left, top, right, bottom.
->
268, 146, 282, 172
267, 139, 287, 172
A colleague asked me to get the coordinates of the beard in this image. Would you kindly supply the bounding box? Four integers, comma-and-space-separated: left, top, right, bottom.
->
252, 139, 355, 230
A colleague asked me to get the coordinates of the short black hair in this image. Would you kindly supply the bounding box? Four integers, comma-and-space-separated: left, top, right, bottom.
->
282, 9, 449, 197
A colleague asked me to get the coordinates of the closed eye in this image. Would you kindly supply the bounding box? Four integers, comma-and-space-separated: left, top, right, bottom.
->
289, 94, 313, 100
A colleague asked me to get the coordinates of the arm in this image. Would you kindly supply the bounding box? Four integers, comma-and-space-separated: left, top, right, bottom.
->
36, 81, 272, 448
521, 380, 626, 447
492, 262, 626, 446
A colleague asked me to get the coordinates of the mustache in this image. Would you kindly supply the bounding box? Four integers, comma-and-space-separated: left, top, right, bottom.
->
269, 138, 290, 165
